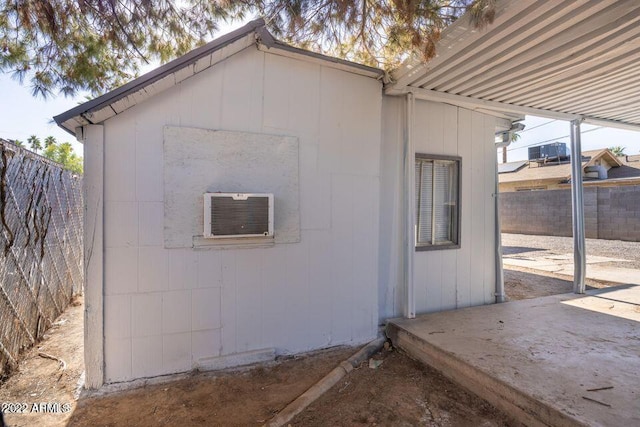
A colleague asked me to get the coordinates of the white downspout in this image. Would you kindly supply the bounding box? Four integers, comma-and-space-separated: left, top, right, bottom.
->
403, 92, 416, 318
494, 122, 524, 303
494, 133, 510, 304
494, 158, 506, 303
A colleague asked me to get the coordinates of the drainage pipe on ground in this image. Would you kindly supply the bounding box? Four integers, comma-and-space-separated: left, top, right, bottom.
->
264, 335, 387, 427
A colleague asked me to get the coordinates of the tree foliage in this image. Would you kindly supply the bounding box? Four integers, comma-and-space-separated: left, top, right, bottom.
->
44, 135, 56, 148
1, 0, 245, 98
609, 146, 626, 157
248, 0, 495, 69
39, 136, 83, 174
1, 0, 495, 98
499, 129, 520, 164
27, 135, 42, 153
44, 141, 83, 174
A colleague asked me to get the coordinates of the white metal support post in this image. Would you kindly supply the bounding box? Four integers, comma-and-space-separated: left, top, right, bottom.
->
570, 119, 586, 294
494, 156, 506, 303
404, 93, 416, 318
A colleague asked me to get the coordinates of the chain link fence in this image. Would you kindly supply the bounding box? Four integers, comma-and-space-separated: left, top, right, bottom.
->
0, 139, 83, 379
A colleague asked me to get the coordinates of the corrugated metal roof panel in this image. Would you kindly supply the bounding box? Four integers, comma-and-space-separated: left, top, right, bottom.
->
388, 0, 640, 131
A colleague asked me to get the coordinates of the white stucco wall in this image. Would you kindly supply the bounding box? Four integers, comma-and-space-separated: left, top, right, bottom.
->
100, 47, 382, 383
379, 97, 499, 319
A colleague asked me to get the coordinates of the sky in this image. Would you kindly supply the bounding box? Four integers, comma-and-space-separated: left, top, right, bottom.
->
505, 116, 640, 163
0, 74, 85, 154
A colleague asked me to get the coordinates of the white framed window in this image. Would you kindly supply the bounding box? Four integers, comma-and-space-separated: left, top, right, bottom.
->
415, 154, 461, 250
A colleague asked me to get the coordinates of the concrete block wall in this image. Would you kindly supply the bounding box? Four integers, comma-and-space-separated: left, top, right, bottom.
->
500, 189, 574, 237
597, 186, 640, 241
584, 189, 599, 239
500, 185, 640, 242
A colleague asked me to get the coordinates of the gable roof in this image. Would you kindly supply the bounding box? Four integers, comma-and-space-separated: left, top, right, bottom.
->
499, 149, 623, 184
387, 0, 640, 131
54, 19, 383, 136
608, 154, 640, 180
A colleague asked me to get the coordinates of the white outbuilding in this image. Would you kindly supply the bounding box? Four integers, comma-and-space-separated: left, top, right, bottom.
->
60, 0, 640, 389
56, 18, 507, 388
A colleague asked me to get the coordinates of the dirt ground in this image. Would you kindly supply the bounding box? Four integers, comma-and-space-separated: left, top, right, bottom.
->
0, 295, 84, 427
0, 298, 514, 427
290, 348, 512, 427
2, 233, 629, 426
501, 232, 621, 300
69, 346, 356, 426
67, 345, 513, 427
0, 312, 514, 427
503, 267, 613, 300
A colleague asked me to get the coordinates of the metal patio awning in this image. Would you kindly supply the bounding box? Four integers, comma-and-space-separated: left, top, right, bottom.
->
388, 0, 640, 303
386, 0, 640, 131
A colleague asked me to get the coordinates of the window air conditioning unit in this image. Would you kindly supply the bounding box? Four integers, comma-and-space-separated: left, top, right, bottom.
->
203, 193, 274, 238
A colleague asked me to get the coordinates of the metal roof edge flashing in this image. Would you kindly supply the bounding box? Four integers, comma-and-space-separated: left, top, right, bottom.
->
54, 17, 383, 135
256, 35, 383, 78
54, 18, 268, 133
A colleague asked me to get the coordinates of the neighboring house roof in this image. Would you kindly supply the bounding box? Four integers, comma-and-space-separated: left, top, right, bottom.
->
386, 0, 640, 131
498, 160, 527, 174
499, 149, 623, 184
54, 18, 383, 136
608, 154, 640, 180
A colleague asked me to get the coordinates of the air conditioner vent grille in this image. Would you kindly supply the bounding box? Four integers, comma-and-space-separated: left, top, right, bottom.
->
211, 197, 269, 236
203, 193, 274, 239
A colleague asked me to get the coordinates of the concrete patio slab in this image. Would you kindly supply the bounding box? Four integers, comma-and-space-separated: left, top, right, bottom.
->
503, 257, 563, 272
579, 285, 640, 309
386, 285, 640, 427
542, 254, 630, 264
503, 256, 640, 286
581, 265, 640, 286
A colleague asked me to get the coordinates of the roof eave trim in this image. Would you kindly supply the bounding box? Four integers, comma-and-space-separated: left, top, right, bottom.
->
54, 18, 267, 130
253, 23, 382, 77
259, 40, 383, 78
55, 17, 384, 136
587, 150, 623, 167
